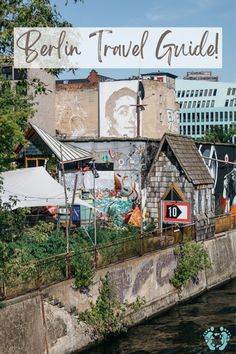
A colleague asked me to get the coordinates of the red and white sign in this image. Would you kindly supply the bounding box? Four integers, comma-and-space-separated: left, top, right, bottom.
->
162, 201, 191, 223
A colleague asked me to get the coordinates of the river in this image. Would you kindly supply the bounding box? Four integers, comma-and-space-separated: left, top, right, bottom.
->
81, 279, 236, 354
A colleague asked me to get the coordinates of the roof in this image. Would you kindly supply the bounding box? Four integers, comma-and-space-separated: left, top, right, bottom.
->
154, 134, 214, 186
141, 72, 178, 79
30, 123, 93, 164
0, 167, 93, 209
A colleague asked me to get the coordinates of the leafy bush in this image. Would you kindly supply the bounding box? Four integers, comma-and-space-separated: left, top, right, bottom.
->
170, 241, 210, 289
72, 250, 95, 292
79, 273, 145, 339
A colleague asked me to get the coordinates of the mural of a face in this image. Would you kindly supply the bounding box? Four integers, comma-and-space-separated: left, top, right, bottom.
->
105, 87, 137, 137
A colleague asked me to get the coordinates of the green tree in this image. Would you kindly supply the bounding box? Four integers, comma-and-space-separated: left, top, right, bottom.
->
199, 125, 236, 144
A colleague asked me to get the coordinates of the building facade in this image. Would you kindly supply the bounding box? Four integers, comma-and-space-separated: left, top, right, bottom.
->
176, 79, 236, 142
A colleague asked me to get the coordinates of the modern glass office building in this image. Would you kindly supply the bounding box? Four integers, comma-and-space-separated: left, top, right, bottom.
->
176, 79, 236, 142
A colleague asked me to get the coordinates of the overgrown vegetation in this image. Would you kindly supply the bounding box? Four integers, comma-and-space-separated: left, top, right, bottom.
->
170, 241, 210, 290
73, 249, 95, 292
79, 273, 145, 339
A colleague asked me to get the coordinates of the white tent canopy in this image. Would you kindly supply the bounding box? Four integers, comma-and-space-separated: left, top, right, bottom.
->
0, 167, 93, 210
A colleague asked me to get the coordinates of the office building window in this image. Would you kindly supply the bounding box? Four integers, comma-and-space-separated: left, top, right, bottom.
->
206, 100, 210, 108
183, 101, 187, 108
229, 111, 233, 121
192, 125, 195, 135
213, 89, 217, 96
225, 99, 229, 107
199, 89, 203, 97
195, 90, 199, 97
201, 100, 206, 108
190, 90, 194, 97
187, 113, 191, 122
206, 125, 209, 131
181, 91, 185, 97
230, 99, 234, 107
206, 113, 209, 122
201, 125, 204, 134
183, 113, 186, 122
227, 88, 231, 95
204, 89, 208, 96
209, 89, 213, 96
192, 113, 195, 122
183, 126, 186, 135
188, 101, 192, 108
225, 111, 228, 120
177, 91, 181, 97
197, 125, 200, 134
232, 88, 236, 95
201, 112, 205, 121
211, 100, 215, 107
186, 90, 190, 97
192, 101, 196, 108
197, 101, 201, 108
215, 112, 218, 121
187, 126, 191, 135
220, 112, 223, 121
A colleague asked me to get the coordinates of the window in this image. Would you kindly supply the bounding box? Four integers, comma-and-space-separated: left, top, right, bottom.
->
225, 99, 229, 107
192, 113, 195, 122
179, 101, 183, 108
183, 101, 187, 108
230, 99, 234, 107
215, 112, 218, 121
210, 112, 214, 121
197, 125, 200, 134
230, 111, 233, 121
209, 89, 213, 96
211, 100, 215, 107
188, 101, 192, 108
192, 125, 195, 135
187, 113, 191, 122
201, 112, 205, 121
187, 126, 191, 135
197, 113, 200, 122
199, 89, 203, 97
201, 100, 206, 108
183, 126, 186, 135
192, 101, 196, 108
181, 90, 185, 97
190, 90, 194, 97
232, 88, 236, 95
186, 90, 190, 97
201, 125, 205, 134
220, 112, 223, 121
213, 89, 217, 96
227, 88, 231, 95
197, 101, 201, 108
225, 111, 228, 120
177, 91, 181, 97
195, 90, 199, 97
25, 158, 48, 168
204, 89, 208, 96
206, 112, 209, 122
183, 113, 186, 122
206, 100, 210, 108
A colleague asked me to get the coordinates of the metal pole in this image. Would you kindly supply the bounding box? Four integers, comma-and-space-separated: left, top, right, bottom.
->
68, 173, 78, 231
60, 146, 70, 277
93, 161, 97, 246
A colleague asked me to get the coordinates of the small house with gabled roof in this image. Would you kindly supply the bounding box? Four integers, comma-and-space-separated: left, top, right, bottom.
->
145, 133, 215, 240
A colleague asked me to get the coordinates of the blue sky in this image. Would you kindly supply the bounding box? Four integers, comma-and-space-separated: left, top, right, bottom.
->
52, 0, 236, 82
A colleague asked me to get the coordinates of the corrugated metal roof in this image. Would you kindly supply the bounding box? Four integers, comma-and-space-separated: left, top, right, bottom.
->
30, 123, 93, 164
164, 134, 214, 186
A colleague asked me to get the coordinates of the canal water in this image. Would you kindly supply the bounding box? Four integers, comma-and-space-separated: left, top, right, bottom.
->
81, 279, 236, 354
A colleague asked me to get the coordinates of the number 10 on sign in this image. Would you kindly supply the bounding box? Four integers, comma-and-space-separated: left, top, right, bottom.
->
161, 201, 191, 224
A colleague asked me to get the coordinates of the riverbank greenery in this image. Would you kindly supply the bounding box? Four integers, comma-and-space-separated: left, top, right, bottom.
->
170, 241, 210, 289
79, 273, 145, 339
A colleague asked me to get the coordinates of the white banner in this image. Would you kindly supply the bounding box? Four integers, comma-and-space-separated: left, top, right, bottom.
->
14, 27, 222, 69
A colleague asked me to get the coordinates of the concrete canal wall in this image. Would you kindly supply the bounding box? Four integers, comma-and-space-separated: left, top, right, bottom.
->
0, 230, 235, 354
